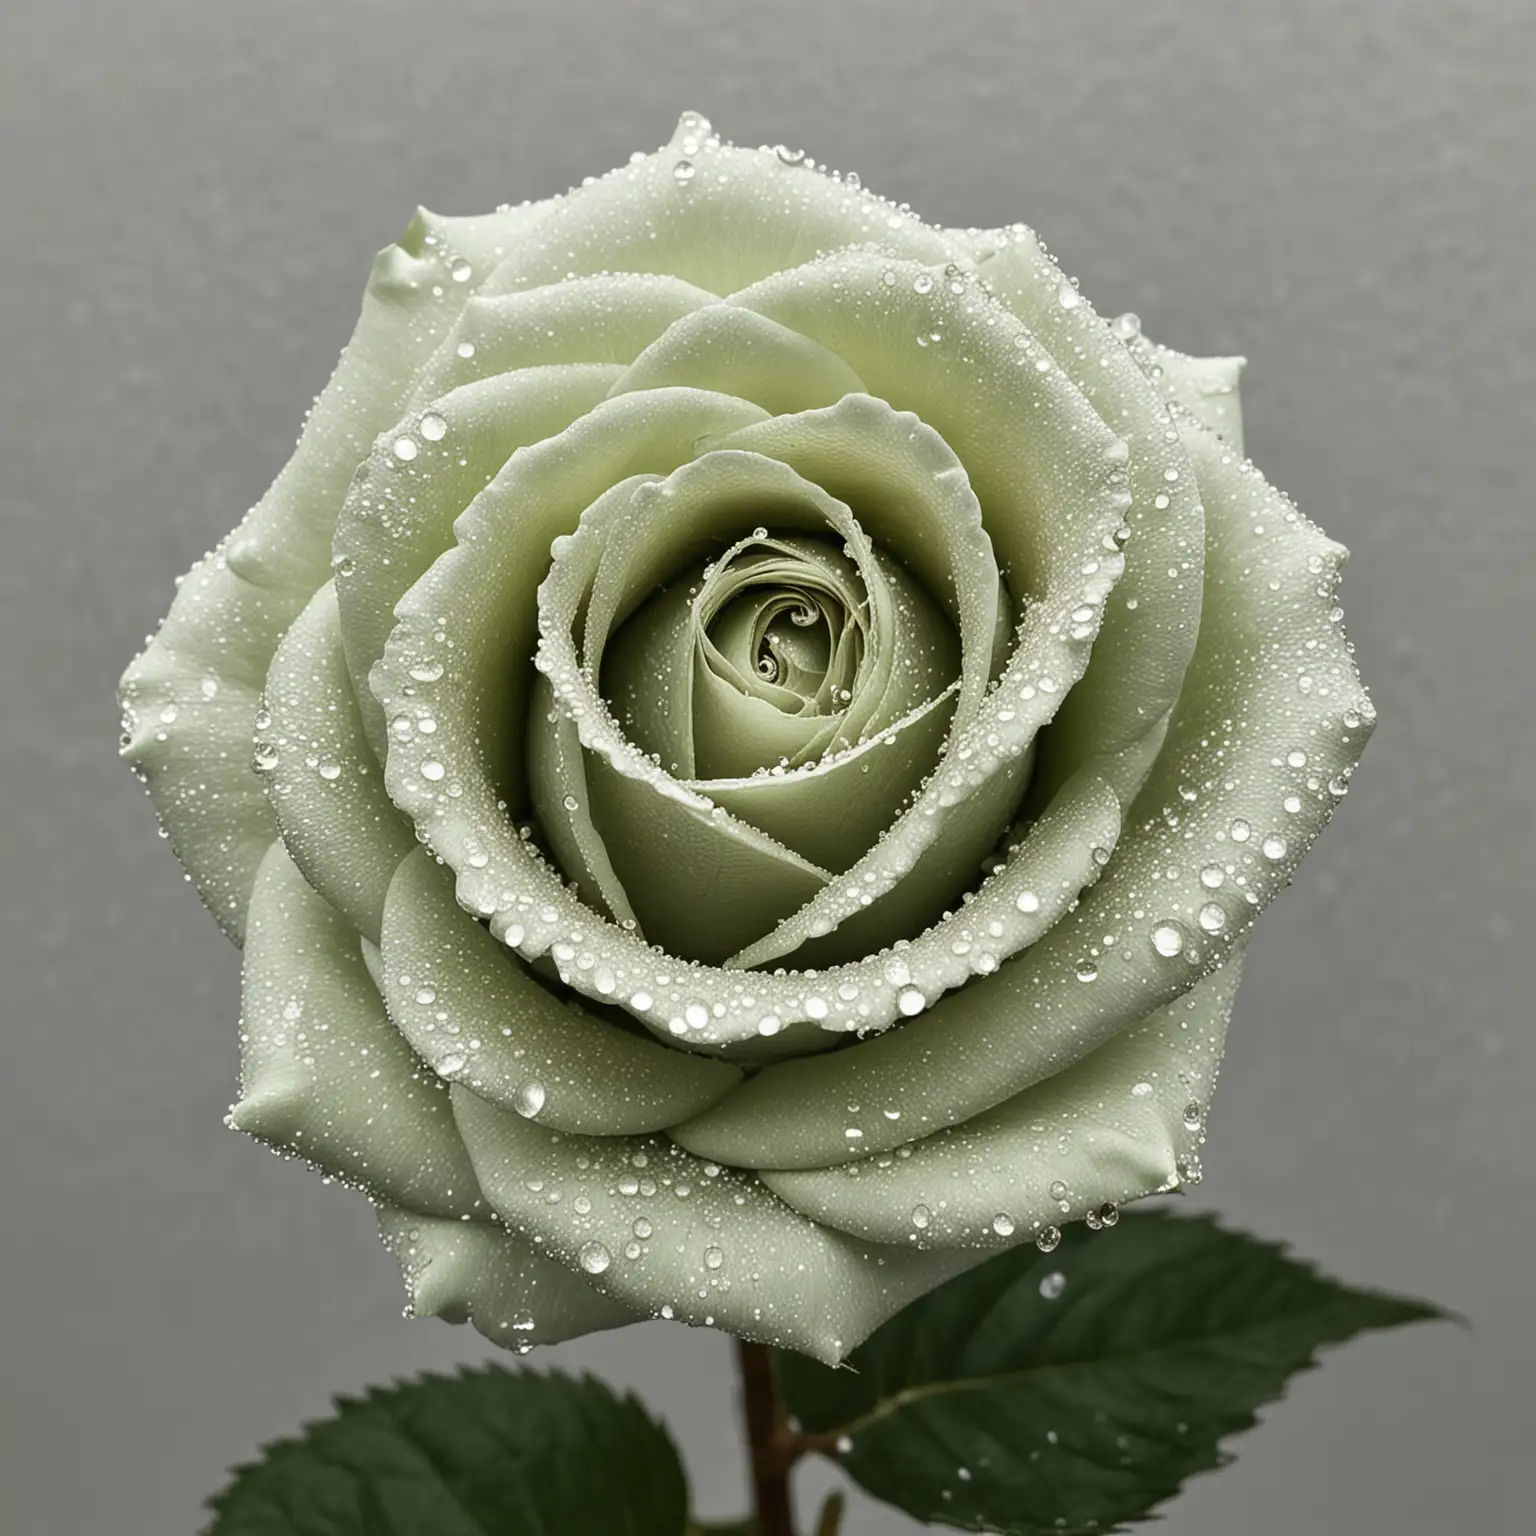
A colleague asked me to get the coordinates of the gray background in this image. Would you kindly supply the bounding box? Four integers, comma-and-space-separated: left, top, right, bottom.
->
3, 1, 1532, 1531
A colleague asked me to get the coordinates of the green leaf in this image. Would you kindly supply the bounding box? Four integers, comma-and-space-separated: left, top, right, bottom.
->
206, 1364, 688, 1536
779, 1210, 1446, 1535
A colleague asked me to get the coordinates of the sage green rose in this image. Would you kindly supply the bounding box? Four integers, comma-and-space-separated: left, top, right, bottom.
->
119, 112, 1373, 1365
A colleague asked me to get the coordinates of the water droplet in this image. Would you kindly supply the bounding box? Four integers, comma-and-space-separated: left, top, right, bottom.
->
1015, 890, 1040, 914
1200, 864, 1226, 889
1131, 1080, 1153, 1098
673, 160, 696, 183
756, 1014, 782, 1037
1076, 963, 1098, 983
317, 760, 341, 781
632, 1217, 653, 1239
456, 340, 476, 359
1035, 1225, 1062, 1253
774, 143, 805, 166
911, 1203, 932, 1230
450, 259, 472, 283
1048, 1180, 1068, 1202
414, 986, 437, 1005
408, 660, 444, 683
1183, 1102, 1203, 1129
1151, 921, 1186, 958
1111, 312, 1142, 340
392, 436, 418, 461
437, 1052, 466, 1075
992, 1212, 1016, 1237
1039, 1271, 1067, 1300
1198, 903, 1226, 933
1230, 818, 1251, 843
252, 741, 279, 772
579, 1241, 612, 1275
419, 412, 447, 441
913, 272, 935, 294
897, 987, 926, 1017
704, 1245, 724, 1270
512, 1078, 546, 1118
419, 759, 445, 782
1262, 834, 1288, 861
1057, 279, 1080, 308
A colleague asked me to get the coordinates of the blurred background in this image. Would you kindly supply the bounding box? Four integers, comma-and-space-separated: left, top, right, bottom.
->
2, 2, 1532, 1531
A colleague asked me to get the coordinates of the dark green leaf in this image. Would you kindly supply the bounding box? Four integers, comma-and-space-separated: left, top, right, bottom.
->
206, 1364, 688, 1536
780, 1210, 1445, 1535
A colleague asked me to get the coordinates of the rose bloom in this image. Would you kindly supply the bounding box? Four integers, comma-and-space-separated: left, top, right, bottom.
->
120, 113, 1372, 1364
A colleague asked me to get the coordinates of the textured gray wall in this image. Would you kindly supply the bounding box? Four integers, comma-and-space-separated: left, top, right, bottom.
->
3, 2, 1532, 1532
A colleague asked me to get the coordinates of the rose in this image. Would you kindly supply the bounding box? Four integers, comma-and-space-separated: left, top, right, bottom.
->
119, 111, 1373, 1366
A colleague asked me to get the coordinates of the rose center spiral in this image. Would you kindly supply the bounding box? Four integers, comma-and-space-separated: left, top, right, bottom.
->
696, 533, 866, 718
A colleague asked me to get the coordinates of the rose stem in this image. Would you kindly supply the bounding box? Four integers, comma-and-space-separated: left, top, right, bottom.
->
735, 1338, 799, 1536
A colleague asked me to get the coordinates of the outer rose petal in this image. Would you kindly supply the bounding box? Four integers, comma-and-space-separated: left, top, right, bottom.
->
263, 583, 415, 945
1132, 332, 1247, 449
451, 1083, 982, 1366
231, 842, 483, 1220
762, 951, 1241, 1246
377, 1207, 636, 1349
948, 224, 1207, 811
119, 205, 547, 941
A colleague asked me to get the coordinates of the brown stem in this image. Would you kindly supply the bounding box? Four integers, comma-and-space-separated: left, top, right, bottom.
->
735, 1339, 799, 1536
815, 1489, 846, 1536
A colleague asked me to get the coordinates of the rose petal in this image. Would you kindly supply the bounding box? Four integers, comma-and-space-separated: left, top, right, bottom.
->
263, 583, 415, 943
525, 674, 644, 929
377, 1206, 637, 1348
1130, 333, 1247, 449
451, 1082, 982, 1366
229, 842, 483, 1219
473, 112, 959, 304
380, 849, 741, 1134
946, 224, 1207, 809
762, 952, 1240, 1245
120, 205, 544, 940
335, 365, 624, 759
608, 303, 866, 414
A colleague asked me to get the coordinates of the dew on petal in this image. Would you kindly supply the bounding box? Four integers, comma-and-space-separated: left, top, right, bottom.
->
512, 1078, 547, 1119
579, 1241, 612, 1275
